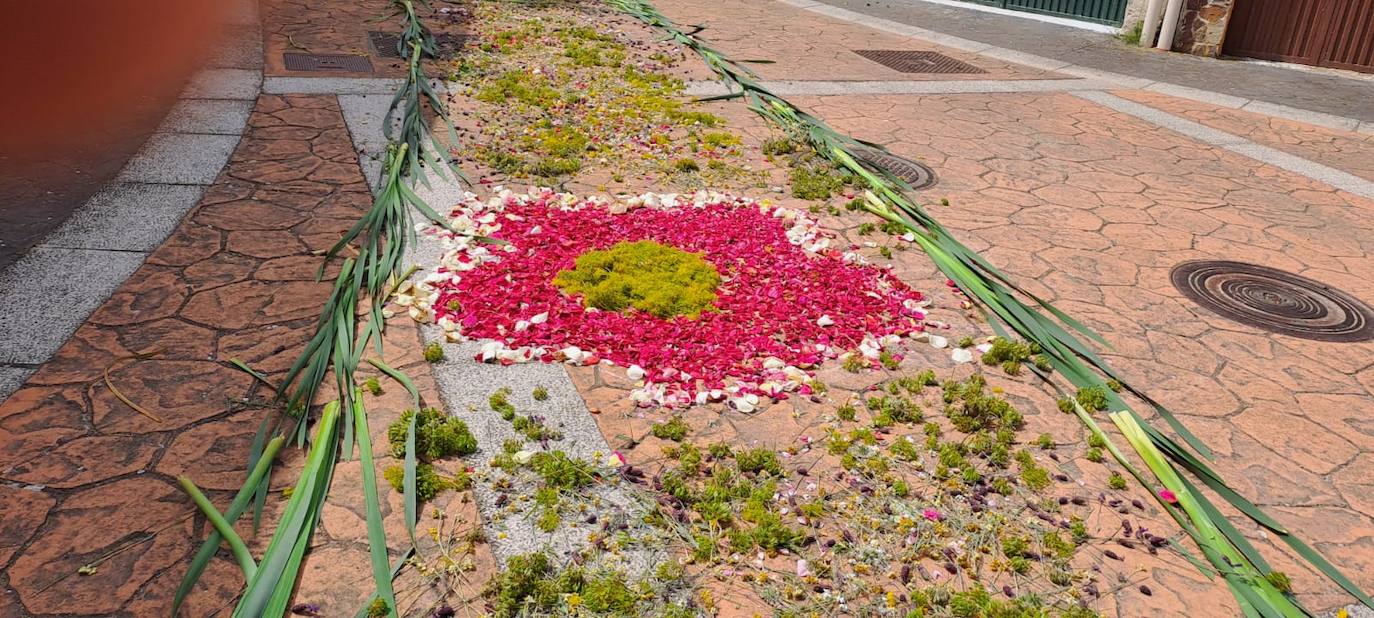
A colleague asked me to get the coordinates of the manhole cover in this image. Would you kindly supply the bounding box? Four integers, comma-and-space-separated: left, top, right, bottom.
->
852, 146, 937, 190
1170, 260, 1374, 342
283, 52, 373, 73
368, 31, 471, 58
853, 50, 988, 74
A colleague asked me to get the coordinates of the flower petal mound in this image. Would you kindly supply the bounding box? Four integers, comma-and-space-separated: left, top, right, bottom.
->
414, 189, 930, 409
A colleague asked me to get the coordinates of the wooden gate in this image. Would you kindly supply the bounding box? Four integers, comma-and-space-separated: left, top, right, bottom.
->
1224, 0, 1374, 73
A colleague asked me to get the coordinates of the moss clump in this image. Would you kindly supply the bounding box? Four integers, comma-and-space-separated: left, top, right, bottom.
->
1265, 571, 1292, 593
941, 375, 1023, 434
423, 341, 445, 363
981, 337, 1047, 377
528, 156, 582, 178
1107, 471, 1127, 490
672, 158, 700, 173
484, 552, 641, 618
386, 407, 477, 460
650, 415, 690, 442
489, 387, 516, 420
789, 165, 847, 200
383, 462, 469, 503
1074, 385, 1111, 412
553, 240, 720, 319
530, 451, 595, 489
532, 386, 549, 401
761, 138, 796, 155
1015, 450, 1052, 492
735, 447, 782, 476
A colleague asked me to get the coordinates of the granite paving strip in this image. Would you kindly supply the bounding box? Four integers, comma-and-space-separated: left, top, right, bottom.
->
1113, 89, 1374, 183
0, 94, 399, 617
1073, 90, 1374, 202
337, 88, 660, 572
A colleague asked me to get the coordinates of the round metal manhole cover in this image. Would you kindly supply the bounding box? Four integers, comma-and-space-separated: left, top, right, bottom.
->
852, 146, 937, 190
1170, 260, 1374, 342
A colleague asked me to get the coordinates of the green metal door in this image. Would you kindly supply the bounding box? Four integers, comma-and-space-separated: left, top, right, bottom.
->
958, 0, 1129, 26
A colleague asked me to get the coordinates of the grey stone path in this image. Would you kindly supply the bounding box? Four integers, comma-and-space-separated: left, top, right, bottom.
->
338, 88, 657, 568
810, 0, 1374, 124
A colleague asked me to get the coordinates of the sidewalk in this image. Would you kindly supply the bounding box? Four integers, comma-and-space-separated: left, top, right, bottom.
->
1, 0, 1373, 615
816, 0, 1374, 124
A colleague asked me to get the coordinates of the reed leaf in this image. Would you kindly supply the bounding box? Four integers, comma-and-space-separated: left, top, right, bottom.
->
171, 435, 286, 616
235, 402, 341, 618
176, 1, 472, 614
352, 393, 398, 617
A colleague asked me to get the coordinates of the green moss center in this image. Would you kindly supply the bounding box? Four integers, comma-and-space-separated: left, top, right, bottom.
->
553, 240, 720, 319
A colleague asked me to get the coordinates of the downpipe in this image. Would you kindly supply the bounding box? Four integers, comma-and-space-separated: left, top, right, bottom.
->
1139, 0, 1166, 47
1155, 0, 1186, 51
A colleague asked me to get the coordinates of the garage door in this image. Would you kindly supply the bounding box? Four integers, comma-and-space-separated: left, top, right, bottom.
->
1224, 0, 1374, 73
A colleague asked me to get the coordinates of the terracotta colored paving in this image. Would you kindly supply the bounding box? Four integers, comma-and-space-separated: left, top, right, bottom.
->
652, 0, 1065, 82
261, 0, 471, 77
694, 90, 1374, 612
0, 94, 492, 616
1114, 89, 1374, 183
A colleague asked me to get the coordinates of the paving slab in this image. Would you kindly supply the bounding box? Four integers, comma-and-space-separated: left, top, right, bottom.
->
0, 247, 145, 364
42, 183, 206, 252
182, 68, 263, 100
0, 366, 35, 403
158, 99, 255, 135
116, 133, 240, 185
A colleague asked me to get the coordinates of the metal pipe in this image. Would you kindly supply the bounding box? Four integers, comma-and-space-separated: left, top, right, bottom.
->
1156, 0, 1186, 51
1140, 0, 1166, 48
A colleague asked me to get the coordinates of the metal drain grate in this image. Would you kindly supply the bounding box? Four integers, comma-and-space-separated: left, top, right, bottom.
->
283, 52, 373, 73
1171, 260, 1374, 342
853, 50, 987, 74
852, 146, 937, 190
368, 31, 472, 58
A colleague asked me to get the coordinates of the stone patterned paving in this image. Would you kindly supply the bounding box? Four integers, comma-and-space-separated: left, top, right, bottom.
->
0, 93, 494, 617
731, 90, 1374, 612
653, 0, 1065, 82
261, 0, 471, 78
1114, 89, 1374, 183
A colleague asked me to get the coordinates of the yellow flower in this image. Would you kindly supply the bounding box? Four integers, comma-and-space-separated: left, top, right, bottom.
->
567, 593, 583, 607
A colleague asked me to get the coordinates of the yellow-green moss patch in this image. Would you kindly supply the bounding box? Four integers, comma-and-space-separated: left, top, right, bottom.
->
553, 240, 720, 319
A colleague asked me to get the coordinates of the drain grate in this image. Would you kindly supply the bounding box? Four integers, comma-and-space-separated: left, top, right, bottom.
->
368, 31, 472, 58
853, 50, 987, 74
283, 52, 373, 73
853, 146, 937, 190
1170, 260, 1374, 342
